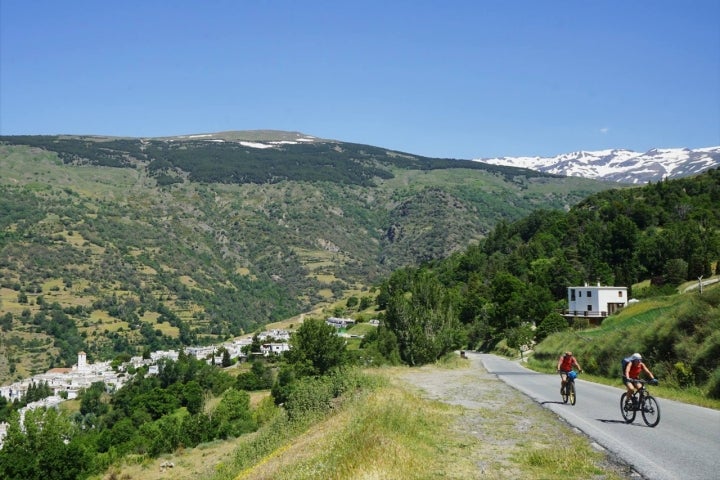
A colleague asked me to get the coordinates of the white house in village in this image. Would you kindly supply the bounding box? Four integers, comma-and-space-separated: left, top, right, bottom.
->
326, 317, 355, 329
260, 343, 290, 356
564, 283, 628, 323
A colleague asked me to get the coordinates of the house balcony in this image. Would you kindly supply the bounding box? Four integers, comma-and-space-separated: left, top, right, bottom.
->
560, 309, 608, 326
561, 310, 608, 318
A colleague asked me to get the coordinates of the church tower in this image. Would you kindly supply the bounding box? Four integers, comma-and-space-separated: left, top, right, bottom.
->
77, 351, 87, 372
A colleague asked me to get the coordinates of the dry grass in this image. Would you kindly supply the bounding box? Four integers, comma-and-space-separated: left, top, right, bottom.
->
93, 360, 631, 480
98, 440, 240, 480
231, 382, 473, 480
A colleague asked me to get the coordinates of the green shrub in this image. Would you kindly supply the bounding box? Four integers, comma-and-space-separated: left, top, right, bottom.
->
693, 330, 720, 383
706, 368, 720, 399
283, 375, 334, 421
583, 356, 598, 375
282, 368, 380, 422
675, 300, 708, 335
571, 318, 589, 330
535, 313, 568, 342
674, 362, 695, 387
252, 396, 281, 426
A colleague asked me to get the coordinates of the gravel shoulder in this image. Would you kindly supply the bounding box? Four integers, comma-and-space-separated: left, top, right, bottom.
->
397, 352, 640, 479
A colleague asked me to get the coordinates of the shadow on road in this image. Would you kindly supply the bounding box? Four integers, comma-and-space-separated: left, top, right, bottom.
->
488, 371, 543, 376
597, 418, 652, 428
541, 400, 570, 406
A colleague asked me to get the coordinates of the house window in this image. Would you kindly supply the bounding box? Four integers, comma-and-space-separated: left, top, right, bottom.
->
587, 305, 592, 311
618, 291, 623, 297
587, 291, 592, 297
570, 289, 576, 301
578, 291, 582, 297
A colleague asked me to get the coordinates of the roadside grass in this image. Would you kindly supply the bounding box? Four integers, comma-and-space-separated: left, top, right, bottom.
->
513, 436, 612, 478
214, 363, 625, 480
228, 383, 476, 480
96, 362, 629, 480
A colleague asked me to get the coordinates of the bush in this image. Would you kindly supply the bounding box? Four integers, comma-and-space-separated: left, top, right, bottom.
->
706, 368, 720, 399
252, 396, 281, 426
571, 318, 590, 330
674, 362, 695, 387
693, 330, 720, 383
283, 375, 334, 421
536, 313, 568, 341
280, 367, 380, 422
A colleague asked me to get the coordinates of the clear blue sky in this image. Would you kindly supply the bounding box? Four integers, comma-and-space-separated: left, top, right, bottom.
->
1, 0, 719, 159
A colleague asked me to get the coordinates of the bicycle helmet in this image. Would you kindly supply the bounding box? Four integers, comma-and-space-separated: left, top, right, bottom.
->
631, 353, 642, 361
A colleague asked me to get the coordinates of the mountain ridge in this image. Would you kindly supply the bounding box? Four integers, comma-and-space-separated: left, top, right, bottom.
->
0, 134, 614, 382
475, 146, 720, 183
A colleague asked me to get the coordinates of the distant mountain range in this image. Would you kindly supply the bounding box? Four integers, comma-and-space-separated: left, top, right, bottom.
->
475, 146, 720, 184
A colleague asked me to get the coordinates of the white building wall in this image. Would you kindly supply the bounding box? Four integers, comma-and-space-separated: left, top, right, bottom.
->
567, 284, 627, 315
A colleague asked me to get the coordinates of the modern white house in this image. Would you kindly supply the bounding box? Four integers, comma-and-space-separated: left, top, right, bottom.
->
564, 283, 628, 324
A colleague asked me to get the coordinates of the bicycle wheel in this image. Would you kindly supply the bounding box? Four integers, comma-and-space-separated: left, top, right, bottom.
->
641, 395, 661, 427
561, 383, 568, 403
620, 393, 636, 423
569, 382, 576, 405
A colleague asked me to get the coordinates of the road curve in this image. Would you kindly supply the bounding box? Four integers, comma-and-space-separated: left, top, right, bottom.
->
477, 353, 720, 480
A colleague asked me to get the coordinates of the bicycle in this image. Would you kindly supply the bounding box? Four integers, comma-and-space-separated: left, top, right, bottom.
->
560, 370, 578, 405
620, 378, 660, 427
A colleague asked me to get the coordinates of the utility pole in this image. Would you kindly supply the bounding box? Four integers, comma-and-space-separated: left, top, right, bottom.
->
698, 275, 703, 294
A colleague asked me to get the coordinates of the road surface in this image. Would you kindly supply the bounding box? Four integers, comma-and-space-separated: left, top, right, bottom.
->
478, 353, 720, 480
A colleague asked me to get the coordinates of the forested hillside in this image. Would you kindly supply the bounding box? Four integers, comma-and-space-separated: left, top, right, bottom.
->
370, 168, 720, 395
0, 133, 611, 382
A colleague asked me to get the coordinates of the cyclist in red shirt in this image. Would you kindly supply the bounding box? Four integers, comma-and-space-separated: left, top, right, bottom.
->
556, 351, 582, 393
623, 353, 655, 396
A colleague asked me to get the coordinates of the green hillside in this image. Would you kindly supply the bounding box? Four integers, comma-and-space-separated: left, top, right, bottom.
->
0, 133, 612, 383
530, 282, 720, 406
370, 168, 720, 397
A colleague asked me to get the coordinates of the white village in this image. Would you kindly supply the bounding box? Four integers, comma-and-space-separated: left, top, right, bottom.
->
0, 327, 295, 447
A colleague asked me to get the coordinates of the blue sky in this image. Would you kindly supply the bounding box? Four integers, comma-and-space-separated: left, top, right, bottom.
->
1, 1, 718, 159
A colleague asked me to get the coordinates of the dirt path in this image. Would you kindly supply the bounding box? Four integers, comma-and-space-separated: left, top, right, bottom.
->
398, 353, 638, 478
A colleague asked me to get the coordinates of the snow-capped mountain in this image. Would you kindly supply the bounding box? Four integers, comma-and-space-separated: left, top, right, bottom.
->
475, 147, 720, 184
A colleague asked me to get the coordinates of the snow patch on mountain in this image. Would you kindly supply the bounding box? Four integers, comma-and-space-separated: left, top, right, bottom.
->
475, 147, 720, 183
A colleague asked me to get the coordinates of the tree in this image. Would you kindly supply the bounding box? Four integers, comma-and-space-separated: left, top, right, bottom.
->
664, 258, 688, 285
359, 296, 373, 310
505, 323, 535, 359
536, 312, 569, 341
212, 388, 256, 438
384, 270, 464, 366
488, 272, 526, 333
182, 380, 204, 415
285, 318, 347, 376
359, 325, 402, 365
0, 312, 13, 331
221, 348, 232, 367
237, 361, 273, 390
0, 408, 89, 480
79, 381, 108, 417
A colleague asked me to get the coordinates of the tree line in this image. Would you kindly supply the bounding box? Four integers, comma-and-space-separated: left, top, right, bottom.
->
361, 169, 720, 378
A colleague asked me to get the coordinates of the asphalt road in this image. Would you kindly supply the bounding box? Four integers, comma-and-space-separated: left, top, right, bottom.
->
477, 353, 720, 480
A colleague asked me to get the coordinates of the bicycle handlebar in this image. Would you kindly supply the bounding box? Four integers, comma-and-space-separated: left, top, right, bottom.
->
622, 377, 659, 385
